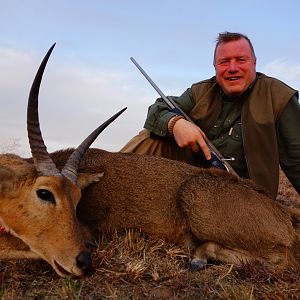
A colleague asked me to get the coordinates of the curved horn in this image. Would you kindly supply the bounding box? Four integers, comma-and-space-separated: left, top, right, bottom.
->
27, 43, 61, 176
61, 107, 127, 183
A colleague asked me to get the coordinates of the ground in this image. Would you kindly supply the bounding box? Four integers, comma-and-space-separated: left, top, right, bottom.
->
0, 170, 299, 299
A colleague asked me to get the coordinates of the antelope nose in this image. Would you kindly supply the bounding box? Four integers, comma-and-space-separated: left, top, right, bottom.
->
76, 251, 92, 274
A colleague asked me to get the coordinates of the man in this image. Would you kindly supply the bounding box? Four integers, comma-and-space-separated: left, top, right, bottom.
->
121, 32, 300, 199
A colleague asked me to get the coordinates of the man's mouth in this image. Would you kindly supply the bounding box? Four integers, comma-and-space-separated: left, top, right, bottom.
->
226, 77, 241, 81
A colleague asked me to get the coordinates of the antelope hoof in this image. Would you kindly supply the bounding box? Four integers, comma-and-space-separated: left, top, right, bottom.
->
189, 258, 207, 272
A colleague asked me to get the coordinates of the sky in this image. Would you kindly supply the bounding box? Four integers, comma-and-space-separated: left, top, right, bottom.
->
1, 0, 300, 157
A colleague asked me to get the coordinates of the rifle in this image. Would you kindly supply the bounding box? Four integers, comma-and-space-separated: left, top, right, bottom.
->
130, 57, 238, 176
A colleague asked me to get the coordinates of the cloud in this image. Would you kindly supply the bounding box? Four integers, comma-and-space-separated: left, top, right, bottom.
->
0, 47, 154, 157
261, 59, 300, 90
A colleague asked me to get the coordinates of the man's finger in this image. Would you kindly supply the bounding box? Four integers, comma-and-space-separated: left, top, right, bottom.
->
196, 138, 211, 160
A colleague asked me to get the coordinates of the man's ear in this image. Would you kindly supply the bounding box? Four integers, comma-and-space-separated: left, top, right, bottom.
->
77, 172, 104, 190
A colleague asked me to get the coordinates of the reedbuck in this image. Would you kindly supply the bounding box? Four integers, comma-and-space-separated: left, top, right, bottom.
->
51, 149, 300, 273
2, 45, 300, 277
0, 44, 126, 277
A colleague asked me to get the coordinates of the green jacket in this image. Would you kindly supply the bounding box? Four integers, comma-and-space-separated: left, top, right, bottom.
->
144, 73, 300, 199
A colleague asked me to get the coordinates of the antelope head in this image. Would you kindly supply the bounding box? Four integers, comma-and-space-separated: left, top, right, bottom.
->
0, 44, 126, 277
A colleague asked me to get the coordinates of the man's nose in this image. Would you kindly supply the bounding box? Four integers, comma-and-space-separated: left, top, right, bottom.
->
228, 59, 238, 72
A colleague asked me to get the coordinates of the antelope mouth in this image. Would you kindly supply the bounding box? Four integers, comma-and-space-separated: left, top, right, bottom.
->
54, 260, 72, 277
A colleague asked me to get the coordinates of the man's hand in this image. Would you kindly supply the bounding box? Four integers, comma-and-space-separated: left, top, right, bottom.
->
169, 118, 211, 160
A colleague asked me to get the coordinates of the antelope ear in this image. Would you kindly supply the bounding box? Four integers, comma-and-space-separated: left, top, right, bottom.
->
77, 172, 104, 190
0, 166, 17, 194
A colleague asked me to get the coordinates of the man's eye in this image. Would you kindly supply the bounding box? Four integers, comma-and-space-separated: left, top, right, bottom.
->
218, 60, 229, 65
238, 57, 248, 63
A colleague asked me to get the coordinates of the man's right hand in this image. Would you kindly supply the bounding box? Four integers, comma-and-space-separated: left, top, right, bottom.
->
169, 117, 212, 160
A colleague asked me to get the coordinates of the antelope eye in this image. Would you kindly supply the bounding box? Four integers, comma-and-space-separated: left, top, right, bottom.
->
37, 189, 55, 204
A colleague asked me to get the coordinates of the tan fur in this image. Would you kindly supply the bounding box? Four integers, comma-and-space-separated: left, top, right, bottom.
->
3, 146, 300, 276
0, 153, 102, 277
44, 148, 300, 272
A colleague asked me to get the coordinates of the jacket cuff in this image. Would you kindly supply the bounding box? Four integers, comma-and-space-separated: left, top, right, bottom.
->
144, 112, 177, 136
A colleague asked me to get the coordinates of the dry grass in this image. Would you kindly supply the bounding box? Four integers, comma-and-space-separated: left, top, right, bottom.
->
0, 170, 299, 299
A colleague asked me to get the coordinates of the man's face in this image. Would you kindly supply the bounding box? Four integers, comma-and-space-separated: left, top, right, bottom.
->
214, 38, 256, 97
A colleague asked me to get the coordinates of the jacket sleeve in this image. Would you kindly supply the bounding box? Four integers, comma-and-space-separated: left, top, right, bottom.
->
143, 88, 195, 136
277, 95, 300, 195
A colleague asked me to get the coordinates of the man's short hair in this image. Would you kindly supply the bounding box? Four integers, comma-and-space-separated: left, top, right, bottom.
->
213, 32, 256, 63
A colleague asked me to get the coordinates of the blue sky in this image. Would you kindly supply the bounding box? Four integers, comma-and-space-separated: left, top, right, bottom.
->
1, 0, 300, 156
